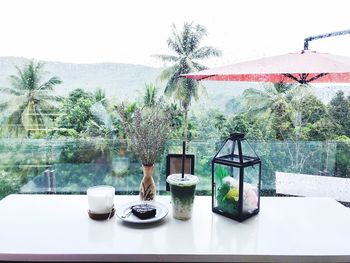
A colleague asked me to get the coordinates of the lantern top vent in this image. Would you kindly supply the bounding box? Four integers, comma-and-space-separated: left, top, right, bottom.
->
230, 132, 245, 140
213, 133, 260, 167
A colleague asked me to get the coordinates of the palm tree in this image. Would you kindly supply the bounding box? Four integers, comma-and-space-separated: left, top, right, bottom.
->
243, 82, 297, 140
94, 88, 107, 107
214, 113, 227, 131
0, 60, 62, 137
155, 22, 221, 140
143, 83, 158, 108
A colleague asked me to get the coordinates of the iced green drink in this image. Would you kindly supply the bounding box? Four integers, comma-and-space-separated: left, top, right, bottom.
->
167, 173, 199, 220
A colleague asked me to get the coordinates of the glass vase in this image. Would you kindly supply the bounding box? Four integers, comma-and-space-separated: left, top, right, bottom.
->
139, 165, 156, 201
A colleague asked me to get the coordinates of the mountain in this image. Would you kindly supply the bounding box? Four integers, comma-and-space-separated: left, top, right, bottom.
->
0, 56, 349, 112
0, 56, 162, 101
0, 56, 251, 110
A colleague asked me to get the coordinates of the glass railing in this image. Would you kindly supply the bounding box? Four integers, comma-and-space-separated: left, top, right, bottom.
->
0, 138, 349, 199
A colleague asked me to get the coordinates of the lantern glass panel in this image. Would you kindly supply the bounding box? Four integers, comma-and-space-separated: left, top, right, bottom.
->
216, 139, 259, 164
240, 140, 259, 161
213, 163, 241, 216
216, 140, 241, 162
242, 165, 260, 215
216, 140, 233, 158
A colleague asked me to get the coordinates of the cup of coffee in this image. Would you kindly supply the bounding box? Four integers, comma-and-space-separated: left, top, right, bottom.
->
167, 173, 199, 220
87, 185, 115, 214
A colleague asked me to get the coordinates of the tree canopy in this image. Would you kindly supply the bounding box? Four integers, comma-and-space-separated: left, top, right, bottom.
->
0, 60, 62, 137
155, 22, 222, 140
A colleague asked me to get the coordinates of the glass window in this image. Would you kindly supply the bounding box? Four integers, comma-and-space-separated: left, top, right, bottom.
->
0, 0, 349, 209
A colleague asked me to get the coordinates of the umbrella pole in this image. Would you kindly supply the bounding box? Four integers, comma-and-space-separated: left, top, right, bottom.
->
304, 29, 350, 50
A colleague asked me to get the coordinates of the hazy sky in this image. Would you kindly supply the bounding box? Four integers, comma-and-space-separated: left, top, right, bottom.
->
1, 0, 350, 67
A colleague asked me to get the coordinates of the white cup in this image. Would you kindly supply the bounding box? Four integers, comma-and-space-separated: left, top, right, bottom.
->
87, 185, 115, 214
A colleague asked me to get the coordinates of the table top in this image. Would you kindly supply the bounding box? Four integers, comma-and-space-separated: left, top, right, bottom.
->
0, 194, 350, 262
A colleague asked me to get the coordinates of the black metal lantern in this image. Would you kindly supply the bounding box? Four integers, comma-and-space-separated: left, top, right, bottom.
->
212, 132, 261, 222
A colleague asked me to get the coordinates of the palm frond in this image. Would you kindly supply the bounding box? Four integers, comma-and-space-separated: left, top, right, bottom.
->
157, 65, 178, 82
175, 88, 191, 110
90, 101, 112, 130
191, 61, 207, 71
163, 63, 184, 96
181, 22, 193, 54
143, 83, 158, 107
4, 106, 26, 135
242, 88, 273, 110
22, 61, 38, 91
243, 88, 266, 98
0, 87, 23, 96
94, 88, 106, 105
164, 80, 179, 97
194, 24, 207, 43
167, 38, 183, 55
289, 84, 311, 99
13, 65, 26, 89
184, 58, 207, 73
197, 82, 208, 98
155, 22, 220, 119
176, 78, 200, 103
36, 93, 63, 102
1, 96, 28, 116
21, 102, 45, 131
34, 61, 44, 75
35, 100, 59, 114
0, 102, 9, 111
152, 54, 179, 63
192, 46, 222, 59
1, 60, 61, 135
167, 24, 185, 55
246, 104, 272, 116
182, 22, 207, 54
38, 76, 62, 91
8, 75, 24, 91
273, 82, 295, 93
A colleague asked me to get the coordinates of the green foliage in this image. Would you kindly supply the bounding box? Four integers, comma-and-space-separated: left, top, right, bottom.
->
225, 96, 243, 114
334, 136, 350, 178
329, 91, 350, 137
155, 22, 221, 140
55, 89, 94, 134
299, 95, 327, 124
54, 88, 117, 139
216, 183, 238, 214
0, 171, 22, 199
115, 102, 137, 139
214, 113, 226, 131
215, 165, 228, 186
94, 88, 107, 106
302, 119, 337, 141
143, 83, 158, 108
243, 83, 296, 140
1, 40, 350, 198
0, 60, 62, 137
225, 114, 250, 137
336, 135, 350, 142
167, 102, 183, 137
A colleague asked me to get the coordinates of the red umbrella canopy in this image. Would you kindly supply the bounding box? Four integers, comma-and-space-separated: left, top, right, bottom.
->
182, 50, 350, 84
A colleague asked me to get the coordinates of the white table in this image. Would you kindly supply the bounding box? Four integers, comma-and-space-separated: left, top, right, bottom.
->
0, 195, 350, 262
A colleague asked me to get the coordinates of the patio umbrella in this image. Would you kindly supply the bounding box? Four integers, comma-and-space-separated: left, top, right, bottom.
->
182, 50, 350, 84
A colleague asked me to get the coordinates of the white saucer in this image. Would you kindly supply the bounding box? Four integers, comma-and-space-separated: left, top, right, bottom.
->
116, 200, 168, 224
